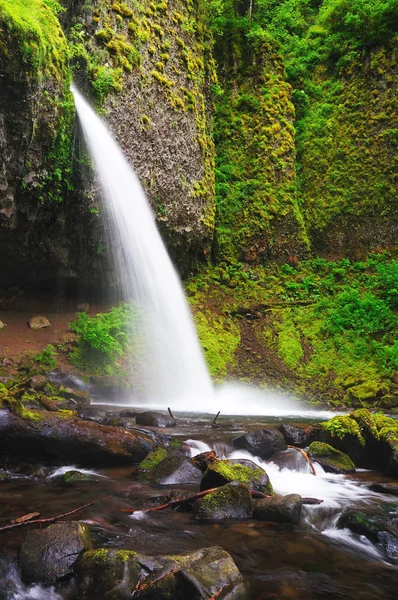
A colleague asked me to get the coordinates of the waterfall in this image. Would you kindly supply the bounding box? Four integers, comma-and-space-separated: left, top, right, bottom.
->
71, 86, 213, 406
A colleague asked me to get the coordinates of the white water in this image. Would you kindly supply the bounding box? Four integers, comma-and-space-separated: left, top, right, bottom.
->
72, 85, 213, 405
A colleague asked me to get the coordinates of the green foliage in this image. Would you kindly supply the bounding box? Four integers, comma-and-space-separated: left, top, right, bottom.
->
34, 344, 58, 369
193, 310, 240, 378
321, 415, 365, 446
69, 303, 139, 374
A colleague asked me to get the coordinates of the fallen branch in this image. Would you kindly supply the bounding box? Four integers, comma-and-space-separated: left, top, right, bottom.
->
121, 488, 271, 514
211, 411, 221, 427
288, 445, 317, 476
167, 407, 174, 420
0, 502, 93, 534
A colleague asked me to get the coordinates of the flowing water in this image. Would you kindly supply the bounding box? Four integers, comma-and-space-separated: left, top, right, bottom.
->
0, 414, 397, 599
71, 86, 213, 406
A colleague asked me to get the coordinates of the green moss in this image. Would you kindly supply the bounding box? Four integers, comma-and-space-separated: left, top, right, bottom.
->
379, 425, 398, 446
206, 460, 273, 495
139, 447, 168, 470
350, 409, 379, 441
193, 310, 240, 379
276, 310, 304, 369
320, 415, 365, 446
308, 441, 355, 472
373, 414, 396, 431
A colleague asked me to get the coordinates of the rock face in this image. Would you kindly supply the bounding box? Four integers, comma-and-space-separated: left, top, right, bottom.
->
77, 546, 247, 599
0, 408, 157, 464
308, 442, 355, 474
19, 521, 92, 584
136, 411, 176, 428
196, 482, 253, 520
200, 459, 272, 494
233, 429, 287, 459
253, 494, 302, 524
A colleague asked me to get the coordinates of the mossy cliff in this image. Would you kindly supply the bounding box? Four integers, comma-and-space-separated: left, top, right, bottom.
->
63, 0, 216, 274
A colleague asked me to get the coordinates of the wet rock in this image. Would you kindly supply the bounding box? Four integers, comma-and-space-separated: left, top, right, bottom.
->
200, 459, 272, 494
277, 423, 318, 448
0, 408, 157, 465
78, 408, 109, 425
55, 470, 100, 483
379, 426, 398, 476
232, 428, 287, 459
369, 482, 398, 496
120, 409, 137, 418
143, 452, 202, 485
253, 494, 302, 524
19, 521, 92, 584
59, 386, 90, 406
28, 316, 51, 330
136, 411, 176, 428
378, 532, 398, 563
337, 511, 383, 542
29, 375, 48, 391
196, 482, 253, 520
308, 442, 355, 474
77, 546, 247, 599
270, 448, 309, 472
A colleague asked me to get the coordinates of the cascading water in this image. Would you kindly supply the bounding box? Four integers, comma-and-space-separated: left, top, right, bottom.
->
72, 85, 213, 406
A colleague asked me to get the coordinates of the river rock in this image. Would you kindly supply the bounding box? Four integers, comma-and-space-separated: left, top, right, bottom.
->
308, 441, 355, 474
232, 428, 287, 459
0, 408, 157, 465
55, 470, 100, 484
369, 482, 398, 496
77, 546, 247, 599
200, 459, 272, 494
28, 316, 51, 330
277, 423, 318, 447
253, 494, 302, 524
192, 450, 218, 472
136, 411, 176, 427
19, 521, 92, 584
337, 510, 398, 562
143, 452, 202, 485
196, 482, 253, 520
379, 426, 398, 476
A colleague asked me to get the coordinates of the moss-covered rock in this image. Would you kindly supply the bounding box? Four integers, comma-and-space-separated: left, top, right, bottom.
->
308, 441, 355, 474
77, 546, 247, 599
379, 424, 398, 476
196, 482, 253, 521
141, 452, 202, 485
200, 458, 273, 495
54, 469, 100, 483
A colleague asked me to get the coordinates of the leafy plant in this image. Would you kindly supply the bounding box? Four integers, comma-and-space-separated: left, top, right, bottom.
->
35, 344, 58, 369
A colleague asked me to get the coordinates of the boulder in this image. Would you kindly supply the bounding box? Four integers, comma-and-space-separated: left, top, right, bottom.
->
232, 429, 287, 459
120, 409, 137, 418
200, 459, 272, 494
337, 511, 398, 562
28, 316, 51, 330
192, 450, 218, 472
253, 494, 302, 524
369, 482, 398, 496
277, 423, 318, 448
143, 452, 202, 485
196, 482, 253, 520
19, 521, 92, 585
77, 546, 247, 599
136, 411, 176, 428
308, 442, 355, 474
59, 386, 90, 406
29, 375, 48, 391
0, 408, 157, 465
379, 426, 398, 476
54, 470, 100, 484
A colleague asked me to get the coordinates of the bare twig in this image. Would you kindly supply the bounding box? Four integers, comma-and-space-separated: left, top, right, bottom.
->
167, 407, 174, 420
212, 411, 221, 426
288, 445, 317, 476
0, 502, 93, 534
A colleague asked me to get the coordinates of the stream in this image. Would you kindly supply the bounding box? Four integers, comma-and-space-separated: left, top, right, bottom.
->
0, 412, 397, 599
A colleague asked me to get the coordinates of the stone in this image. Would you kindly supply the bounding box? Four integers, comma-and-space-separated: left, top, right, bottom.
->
77, 303, 90, 311
277, 423, 318, 448
232, 428, 287, 459
369, 482, 398, 496
379, 426, 398, 476
0, 321, 5, 329
136, 411, 176, 427
200, 459, 272, 494
192, 450, 218, 472
308, 441, 355, 474
196, 482, 253, 520
55, 470, 100, 483
29, 375, 48, 391
59, 386, 90, 405
144, 453, 202, 485
119, 409, 137, 418
77, 546, 247, 599
28, 316, 51, 330
0, 408, 159, 465
19, 521, 92, 585
253, 494, 302, 524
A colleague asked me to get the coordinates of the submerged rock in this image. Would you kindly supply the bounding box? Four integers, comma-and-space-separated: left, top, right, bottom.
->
196, 482, 253, 520
136, 411, 176, 428
54, 470, 100, 484
308, 441, 355, 474
28, 316, 51, 330
200, 459, 272, 494
337, 510, 398, 562
77, 546, 247, 599
253, 494, 302, 524
232, 429, 287, 459
19, 521, 92, 584
0, 408, 157, 465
